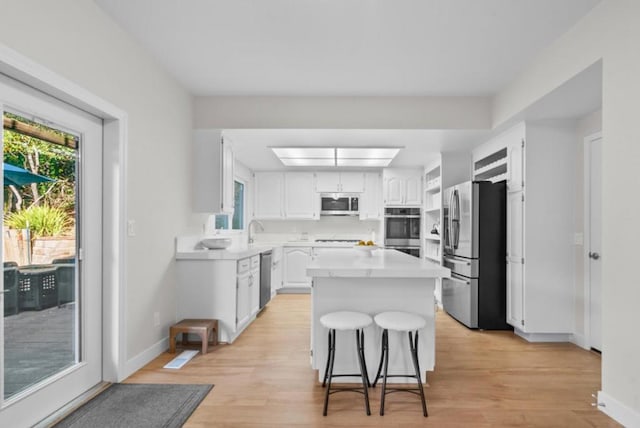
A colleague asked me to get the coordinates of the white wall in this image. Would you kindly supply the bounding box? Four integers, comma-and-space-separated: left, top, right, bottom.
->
0, 0, 194, 369
494, 0, 640, 421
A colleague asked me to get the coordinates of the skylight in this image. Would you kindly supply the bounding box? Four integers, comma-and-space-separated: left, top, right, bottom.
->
271, 147, 401, 167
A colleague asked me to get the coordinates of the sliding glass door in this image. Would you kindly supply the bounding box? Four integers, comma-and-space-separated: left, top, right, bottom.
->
0, 73, 103, 426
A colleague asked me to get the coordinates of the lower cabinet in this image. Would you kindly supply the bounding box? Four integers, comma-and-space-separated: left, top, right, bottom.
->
271, 246, 283, 294
176, 254, 262, 344
282, 247, 312, 291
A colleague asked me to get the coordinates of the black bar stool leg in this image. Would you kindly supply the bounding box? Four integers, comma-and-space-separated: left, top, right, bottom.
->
322, 329, 332, 387
356, 329, 371, 415
409, 331, 428, 417
359, 330, 371, 387
372, 328, 386, 387
323, 329, 336, 416
380, 329, 389, 416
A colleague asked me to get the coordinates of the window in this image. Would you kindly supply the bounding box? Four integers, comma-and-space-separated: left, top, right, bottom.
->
232, 180, 244, 229
214, 180, 245, 230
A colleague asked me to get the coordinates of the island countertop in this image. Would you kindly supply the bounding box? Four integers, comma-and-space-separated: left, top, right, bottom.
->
306, 248, 450, 278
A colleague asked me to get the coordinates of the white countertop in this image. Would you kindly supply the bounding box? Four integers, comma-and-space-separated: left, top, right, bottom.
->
306, 248, 451, 278
175, 235, 369, 260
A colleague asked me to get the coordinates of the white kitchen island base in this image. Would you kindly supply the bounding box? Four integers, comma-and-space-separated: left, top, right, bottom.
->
312, 277, 435, 383
308, 249, 449, 384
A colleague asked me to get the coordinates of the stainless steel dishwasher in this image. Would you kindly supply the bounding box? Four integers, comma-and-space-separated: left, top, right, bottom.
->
259, 250, 272, 309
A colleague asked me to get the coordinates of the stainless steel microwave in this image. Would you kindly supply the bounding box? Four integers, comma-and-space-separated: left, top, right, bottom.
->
320, 193, 359, 216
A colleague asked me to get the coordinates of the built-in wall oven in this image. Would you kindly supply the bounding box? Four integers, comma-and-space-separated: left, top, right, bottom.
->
384, 207, 421, 257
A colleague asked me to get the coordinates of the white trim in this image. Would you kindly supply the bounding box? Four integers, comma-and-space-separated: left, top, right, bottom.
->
597, 390, 640, 427
583, 132, 602, 352
513, 329, 572, 343
571, 332, 588, 349
122, 338, 169, 380
0, 44, 128, 382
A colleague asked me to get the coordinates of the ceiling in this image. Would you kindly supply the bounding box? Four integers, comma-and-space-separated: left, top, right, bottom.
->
94, 0, 602, 169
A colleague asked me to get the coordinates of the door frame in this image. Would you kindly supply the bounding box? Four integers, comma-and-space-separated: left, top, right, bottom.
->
582, 131, 602, 351
0, 45, 128, 384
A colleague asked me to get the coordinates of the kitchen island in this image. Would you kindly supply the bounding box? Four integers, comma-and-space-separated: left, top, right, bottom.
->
307, 248, 450, 383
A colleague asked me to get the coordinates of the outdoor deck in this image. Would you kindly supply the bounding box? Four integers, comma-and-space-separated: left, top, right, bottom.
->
3, 303, 75, 398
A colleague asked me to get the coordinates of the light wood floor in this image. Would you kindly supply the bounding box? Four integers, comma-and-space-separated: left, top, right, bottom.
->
127, 294, 619, 427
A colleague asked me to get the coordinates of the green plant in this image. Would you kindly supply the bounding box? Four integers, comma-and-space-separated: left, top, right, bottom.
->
4, 205, 73, 237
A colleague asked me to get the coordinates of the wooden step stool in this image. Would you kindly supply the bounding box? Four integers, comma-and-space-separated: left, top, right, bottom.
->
169, 319, 218, 354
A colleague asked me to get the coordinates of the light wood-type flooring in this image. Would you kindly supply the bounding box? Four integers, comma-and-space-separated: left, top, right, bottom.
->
127, 294, 619, 427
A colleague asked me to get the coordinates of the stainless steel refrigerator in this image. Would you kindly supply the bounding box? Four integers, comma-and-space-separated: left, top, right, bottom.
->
442, 180, 510, 330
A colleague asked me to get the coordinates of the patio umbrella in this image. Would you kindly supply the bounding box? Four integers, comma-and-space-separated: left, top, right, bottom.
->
3, 162, 54, 187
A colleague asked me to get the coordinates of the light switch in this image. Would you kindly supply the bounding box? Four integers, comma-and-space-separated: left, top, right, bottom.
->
574, 232, 583, 246
128, 219, 136, 237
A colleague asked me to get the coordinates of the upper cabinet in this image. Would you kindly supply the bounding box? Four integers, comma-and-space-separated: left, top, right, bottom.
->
193, 129, 235, 214
254, 172, 284, 219
254, 172, 318, 220
316, 172, 364, 193
359, 172, 382, 220
285, 172, 319, 219
382, 168, 422, 207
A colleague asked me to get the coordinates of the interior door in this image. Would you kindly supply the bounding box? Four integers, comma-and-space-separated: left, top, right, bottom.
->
0, 73, 102, 426
588, 137, 602, 351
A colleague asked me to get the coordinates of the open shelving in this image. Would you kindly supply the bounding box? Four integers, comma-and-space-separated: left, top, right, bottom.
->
423, 163, 442, 264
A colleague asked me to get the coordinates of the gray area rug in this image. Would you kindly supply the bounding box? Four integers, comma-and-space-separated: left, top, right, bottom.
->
56, 383, 213, 428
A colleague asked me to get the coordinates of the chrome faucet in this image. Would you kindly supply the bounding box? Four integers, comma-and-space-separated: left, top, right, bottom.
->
248, 220, 265, 244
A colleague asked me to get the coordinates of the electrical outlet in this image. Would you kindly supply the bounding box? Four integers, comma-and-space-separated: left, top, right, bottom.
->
153, 312, 160, 327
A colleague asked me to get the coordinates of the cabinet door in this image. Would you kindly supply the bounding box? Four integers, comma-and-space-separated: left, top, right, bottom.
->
249, 268, 260, 315
340, 172, 365, 193
271, 247, 283, 292
360, 172, 381, 220
506, 191, 525, 329
284, 172, 318, 219
404, 174, 422, 206
315, 172, 340, 192
283, 247, 312, 288
508, 139, 524, 192
254, 172, 284, 219
384, 176, 404, 206
236, 272, 251, 327
221, 139, 235, 213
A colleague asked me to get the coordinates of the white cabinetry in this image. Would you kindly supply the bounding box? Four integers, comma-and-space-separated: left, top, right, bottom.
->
473, 122, 576, 338
282, 247, 312, 290
316, 172, 364, 193
285, 172, 319, 219
359, 172, 382, 220
193, 129, 234, 213
382, 169, 422, 206
254, 172, 318, 220
254, 172, 284, 219
177, 254, 264, 344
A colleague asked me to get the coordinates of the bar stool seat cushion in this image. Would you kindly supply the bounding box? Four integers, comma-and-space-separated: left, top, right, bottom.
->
374, 311, 426, 332
320, 311, 372, 331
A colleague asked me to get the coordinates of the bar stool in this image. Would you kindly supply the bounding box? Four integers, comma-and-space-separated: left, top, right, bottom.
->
320, 311, 372, 416
372, 311, 428, 417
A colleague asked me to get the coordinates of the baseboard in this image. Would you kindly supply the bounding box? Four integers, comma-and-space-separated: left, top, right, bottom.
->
571, 332, 589, 349
122, 337, 169, 380
277, 287, 311, 294
513, 329, 572, 343
598, 390, 640, 427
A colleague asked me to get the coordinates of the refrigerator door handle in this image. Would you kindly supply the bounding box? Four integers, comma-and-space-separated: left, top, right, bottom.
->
448, 274, 470, 285
451, 189, 460, 249
444, 256, 471, 266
